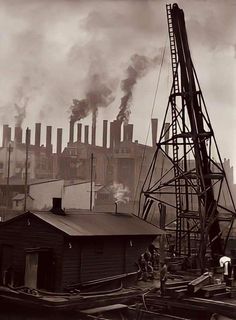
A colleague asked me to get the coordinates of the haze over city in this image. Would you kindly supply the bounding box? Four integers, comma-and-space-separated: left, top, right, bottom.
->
0, 0, 235, 178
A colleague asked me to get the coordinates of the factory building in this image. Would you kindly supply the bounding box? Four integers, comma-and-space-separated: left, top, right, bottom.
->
0, 119, 235, 223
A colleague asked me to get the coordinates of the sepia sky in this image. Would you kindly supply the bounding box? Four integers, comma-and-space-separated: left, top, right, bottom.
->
0, 0, 235, 179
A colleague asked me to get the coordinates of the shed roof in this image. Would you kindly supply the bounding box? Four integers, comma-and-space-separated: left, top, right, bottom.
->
12, 193, 34, 201
30, 211, 165, 237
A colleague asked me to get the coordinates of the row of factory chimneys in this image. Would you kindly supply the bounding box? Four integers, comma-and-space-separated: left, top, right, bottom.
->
1, 118, 163, 153
2, 124, 60, 155
68, 118, 161, 149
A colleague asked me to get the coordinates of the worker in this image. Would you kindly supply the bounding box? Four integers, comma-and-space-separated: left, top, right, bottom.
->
149, 244, 159, 270
219, 256, 232, 284
160, 262, 168, 296
138, 253, 148, 281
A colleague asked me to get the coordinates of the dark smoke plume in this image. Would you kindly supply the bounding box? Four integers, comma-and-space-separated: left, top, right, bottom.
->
117, 54, 160, 124
14, 97, 29, 127
70, 73, 115, 126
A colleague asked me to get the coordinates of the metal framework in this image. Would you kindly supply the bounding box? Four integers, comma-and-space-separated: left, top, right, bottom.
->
140, 3, 236, 268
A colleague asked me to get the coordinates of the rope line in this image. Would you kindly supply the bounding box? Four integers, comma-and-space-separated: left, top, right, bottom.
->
133, 38, 167, 212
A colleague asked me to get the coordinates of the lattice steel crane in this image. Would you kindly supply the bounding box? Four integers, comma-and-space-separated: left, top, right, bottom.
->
140, 3, 236, 269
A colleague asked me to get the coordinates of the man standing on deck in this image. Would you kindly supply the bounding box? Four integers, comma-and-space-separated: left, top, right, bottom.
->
219, 256, 232, 284
160, 262, 167, 296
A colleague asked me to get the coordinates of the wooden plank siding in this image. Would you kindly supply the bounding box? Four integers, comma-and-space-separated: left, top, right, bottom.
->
80, 237, 124, 282
0, 215, 64, 291
79, 236, 156, 282
124, 236, 156, 273
61, 240, 81, 290
0, 213, 158, 292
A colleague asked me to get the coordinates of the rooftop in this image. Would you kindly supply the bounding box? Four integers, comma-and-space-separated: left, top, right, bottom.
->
22, 211, 165, 237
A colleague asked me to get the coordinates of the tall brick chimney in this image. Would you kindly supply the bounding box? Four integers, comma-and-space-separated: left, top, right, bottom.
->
7, 126, 11, 145
26, 129, 31, 145
46, 126, 52, 155
69, 120, 74, 144
84, 125, 89, 144
14, 126, 22, 144
91, 123, 96, 146
2, 124, 9, 147
77, 123, 82, 143
57, 128, 62, 154
110, 121, 114, 149
102, 120, 108, 148
151, 118, 158, 147
113, 120, 121, 148
35, 123, 41, 147
123, 124, 133, 142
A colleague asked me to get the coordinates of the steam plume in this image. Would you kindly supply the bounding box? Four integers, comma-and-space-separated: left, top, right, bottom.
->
110, 182, 130, 204
117, 53, 160, 124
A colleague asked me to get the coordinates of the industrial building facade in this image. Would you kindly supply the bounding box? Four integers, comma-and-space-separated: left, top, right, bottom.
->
0, 119, 235, 219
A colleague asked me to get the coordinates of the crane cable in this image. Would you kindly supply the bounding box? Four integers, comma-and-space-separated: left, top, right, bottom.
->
133, 38, 167, 211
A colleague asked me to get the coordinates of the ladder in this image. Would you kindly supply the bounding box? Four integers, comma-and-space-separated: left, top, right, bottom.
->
166, 3, 179, 94
166, 4, 182, 254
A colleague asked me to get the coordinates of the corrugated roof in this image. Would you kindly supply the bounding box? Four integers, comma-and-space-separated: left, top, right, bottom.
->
32, 211, 165, 237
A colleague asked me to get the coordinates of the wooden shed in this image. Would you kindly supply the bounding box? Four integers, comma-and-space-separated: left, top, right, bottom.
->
0, 208, 164, 292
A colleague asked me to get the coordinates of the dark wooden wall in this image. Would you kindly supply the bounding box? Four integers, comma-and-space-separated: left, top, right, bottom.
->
0, 214, 64, 291
61, 240, 81, 290
0, 214, 157, 292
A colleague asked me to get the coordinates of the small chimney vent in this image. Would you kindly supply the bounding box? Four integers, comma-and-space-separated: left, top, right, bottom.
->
50, 197, 65, 216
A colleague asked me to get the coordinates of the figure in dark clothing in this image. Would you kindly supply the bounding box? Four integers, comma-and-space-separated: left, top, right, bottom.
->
138, 254, 148, 281
149, 244, 159, 270
160, 262, 167, 296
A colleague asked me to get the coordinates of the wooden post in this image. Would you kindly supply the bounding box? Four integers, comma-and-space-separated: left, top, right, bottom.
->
90, 153, 94, 211
24, 128, 30, 212
6, 143, 12, 208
